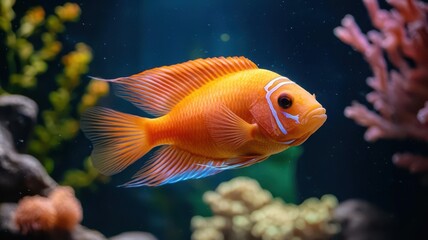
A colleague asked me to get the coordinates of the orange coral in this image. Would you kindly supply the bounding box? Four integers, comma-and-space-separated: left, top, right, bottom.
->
13, 186, 83, 234
14, 195, 57, 234
49, 186, 83, 231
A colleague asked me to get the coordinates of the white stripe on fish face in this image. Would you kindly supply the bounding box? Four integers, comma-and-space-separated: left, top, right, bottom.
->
264, 76, 296, 136
282, 112, 300, 124
264, 76, 291, 92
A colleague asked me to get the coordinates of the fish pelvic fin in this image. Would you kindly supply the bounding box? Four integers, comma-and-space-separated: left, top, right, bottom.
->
121, 146, 229, 187
80, 107, 152, 176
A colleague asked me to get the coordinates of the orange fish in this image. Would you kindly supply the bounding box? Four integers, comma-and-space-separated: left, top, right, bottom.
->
81, 57, 326, 187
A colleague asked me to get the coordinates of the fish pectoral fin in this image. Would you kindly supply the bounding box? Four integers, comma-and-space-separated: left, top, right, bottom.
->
206, 105, 256, 149
121, 146, 226, 187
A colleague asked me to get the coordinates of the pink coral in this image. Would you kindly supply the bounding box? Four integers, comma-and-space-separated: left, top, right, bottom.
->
334, 0, 428, 174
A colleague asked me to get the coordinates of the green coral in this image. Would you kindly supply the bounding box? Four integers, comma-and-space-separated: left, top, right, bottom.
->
0, 1, 109, 190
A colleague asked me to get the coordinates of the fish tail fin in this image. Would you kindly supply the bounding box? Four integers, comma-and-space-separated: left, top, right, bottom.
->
80, 107, 152, 176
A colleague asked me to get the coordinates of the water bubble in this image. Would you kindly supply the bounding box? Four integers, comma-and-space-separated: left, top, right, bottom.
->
220, 33, 230, 42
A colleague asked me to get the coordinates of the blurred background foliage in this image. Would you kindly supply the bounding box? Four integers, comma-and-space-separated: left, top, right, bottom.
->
0, 0, 109, 190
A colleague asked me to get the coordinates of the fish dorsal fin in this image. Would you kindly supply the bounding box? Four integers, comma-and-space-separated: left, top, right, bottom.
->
111, 57, 258, 116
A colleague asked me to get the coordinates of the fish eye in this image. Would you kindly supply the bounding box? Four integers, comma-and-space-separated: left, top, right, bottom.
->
277, 94, 293, 109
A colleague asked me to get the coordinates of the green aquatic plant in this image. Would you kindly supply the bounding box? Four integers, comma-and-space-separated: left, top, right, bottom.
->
238, 147, 302, 203
62, 157, 110, 191
0, 0, 109, 189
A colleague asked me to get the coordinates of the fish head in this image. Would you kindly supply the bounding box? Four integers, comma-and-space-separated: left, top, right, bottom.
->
250, 76, 326, 146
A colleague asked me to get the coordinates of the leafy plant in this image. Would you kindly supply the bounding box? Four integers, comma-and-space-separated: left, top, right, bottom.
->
0, 0, 109, 190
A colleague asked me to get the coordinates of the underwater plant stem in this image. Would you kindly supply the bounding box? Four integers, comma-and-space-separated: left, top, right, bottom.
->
6, 50, 16, 87
5, 25, 17, 75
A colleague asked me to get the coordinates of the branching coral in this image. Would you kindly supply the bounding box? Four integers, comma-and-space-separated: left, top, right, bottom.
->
334, 0, 428, 174
191, 177, 338, 240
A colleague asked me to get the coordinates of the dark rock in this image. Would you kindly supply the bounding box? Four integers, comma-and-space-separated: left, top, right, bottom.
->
0, 203, 19, 236
0, 95, 37, 152
109, 231, 158, 240
0, 149, 57, 202
0, 95, 56, 202
50, 226, 107, 240
333, 200, 396, 240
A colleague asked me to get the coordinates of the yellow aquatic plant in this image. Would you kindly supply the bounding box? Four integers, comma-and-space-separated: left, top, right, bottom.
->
0, 1, 109, 189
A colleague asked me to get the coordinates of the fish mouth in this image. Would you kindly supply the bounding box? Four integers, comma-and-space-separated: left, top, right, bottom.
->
278, 107, 326, 146
304, 107, 327, 135
303, 107, 327, 123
